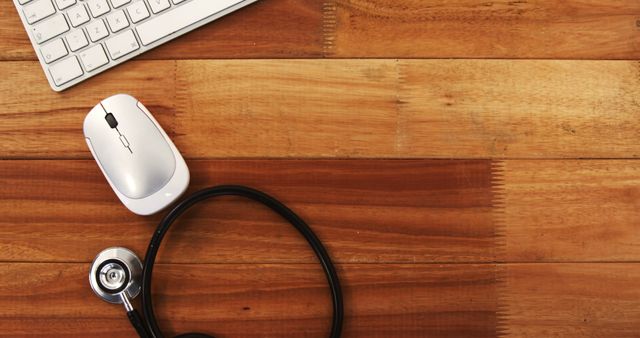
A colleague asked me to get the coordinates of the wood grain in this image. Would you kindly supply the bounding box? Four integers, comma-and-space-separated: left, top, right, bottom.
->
502, 263, 640, 337
3, 263, 640, 337
173, 59, 401, 158
0, 0, 323, 61
497, 160, 640, 262
399, 60, 640, 159
330, 0, 640, 59
0, 159, 495, 263
141, 0, 324, 60
4, 158, 639, 266
4, 59, 637, 159
0, 60, 176, 159
0, 263, 499, 337
2, 2, 640, 336
0, 1, 33, 61
172, 59, 640, 159
3, 1, 640, 60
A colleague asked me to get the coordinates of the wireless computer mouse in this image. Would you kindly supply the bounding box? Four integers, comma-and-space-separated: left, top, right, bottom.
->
83, 94, 189, 215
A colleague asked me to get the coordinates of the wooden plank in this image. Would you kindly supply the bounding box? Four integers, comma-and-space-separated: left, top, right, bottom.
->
2, 59, 639, 159
141, 0, 324, 60
0, 159, 495, 263
4, 262, 640, 337
173, 59, 401, 158
497, 160, 640, 262
0, 0, 323, 61
176, 59, 640, 159
0, 1, 33, 61
399, 60, 640, 158
329, 0, 640, 59
502, 263, 640, 337
5, 158, 638, 264
0, 60, 176, 159
5, 1, 640, 60
0, 263, 499, 337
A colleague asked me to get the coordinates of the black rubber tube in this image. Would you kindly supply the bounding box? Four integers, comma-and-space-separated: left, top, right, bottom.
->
140, 185, 344, 338
127, 310, 151, 338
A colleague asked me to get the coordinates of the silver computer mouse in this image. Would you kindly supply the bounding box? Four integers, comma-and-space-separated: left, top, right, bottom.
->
83, 94, 189, 215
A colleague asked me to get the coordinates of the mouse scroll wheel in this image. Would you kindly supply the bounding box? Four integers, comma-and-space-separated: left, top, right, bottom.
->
105, 113, 118, 129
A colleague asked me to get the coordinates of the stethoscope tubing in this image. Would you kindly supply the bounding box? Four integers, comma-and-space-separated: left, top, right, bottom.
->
137, 185, 344, 338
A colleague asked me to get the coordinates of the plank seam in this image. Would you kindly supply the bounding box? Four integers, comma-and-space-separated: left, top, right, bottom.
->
636, 60, 640, 91
492, 160, 507, 259
322, 1, 337, 57
395, 60, 408, 154
171, 60, 179, 137
496, 264, 510, 337
173, 60, 187, 138
492, 160, 509, 337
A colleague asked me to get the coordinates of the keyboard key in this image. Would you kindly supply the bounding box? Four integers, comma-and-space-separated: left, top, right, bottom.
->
105, 29, 139, 59
136, 0, 241, 46
55, 0, 76, 10
87, 0, 110, 17
48, 56, 83, 86
23, 0, 56, 24
79, 44, 109, 72
171, 0, 186, 4
147, 0, 170, 14
65, 29, 89, 51
86, 19, 109, 41
31, 14, 69, 44
40, 38, 68, 63
66, 4, 90, 27
126, 1, 149, 23
106, 10, 129, 32
19, 0, 35, 4
110, 0, 131, 8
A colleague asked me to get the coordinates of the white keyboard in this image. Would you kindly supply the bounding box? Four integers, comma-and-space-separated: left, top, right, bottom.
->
13, 0, 258, 91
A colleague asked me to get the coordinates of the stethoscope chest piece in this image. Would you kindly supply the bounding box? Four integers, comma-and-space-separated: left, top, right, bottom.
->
90, 247, 142, 306
87, 185, 343, 338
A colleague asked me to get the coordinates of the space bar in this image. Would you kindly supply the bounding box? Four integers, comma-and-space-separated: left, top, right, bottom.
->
136, 0, 242, 46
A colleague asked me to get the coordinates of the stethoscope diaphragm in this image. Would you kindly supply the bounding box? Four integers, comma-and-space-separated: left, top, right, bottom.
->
89, 247, 142, 306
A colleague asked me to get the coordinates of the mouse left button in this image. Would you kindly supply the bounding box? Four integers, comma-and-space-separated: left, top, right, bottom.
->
83, 103, 107, 136
105, 113, 118, 129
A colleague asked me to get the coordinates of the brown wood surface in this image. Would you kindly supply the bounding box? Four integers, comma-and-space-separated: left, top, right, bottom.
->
2, 0, 640, 60
498, 160, 640, 262
0, 159, 496, 263
3, 159, 639, 264
2, 59, 640, 159
0, 263, 499, 337
329, 0, 640, 59
503, 263, 640, 337
1, 0, 639, 337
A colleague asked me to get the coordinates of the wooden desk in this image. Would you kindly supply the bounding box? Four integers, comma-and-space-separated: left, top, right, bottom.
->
1, 1, 639, 337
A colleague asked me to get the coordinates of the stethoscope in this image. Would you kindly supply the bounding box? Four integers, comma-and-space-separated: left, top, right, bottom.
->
89, 185, 344, 338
